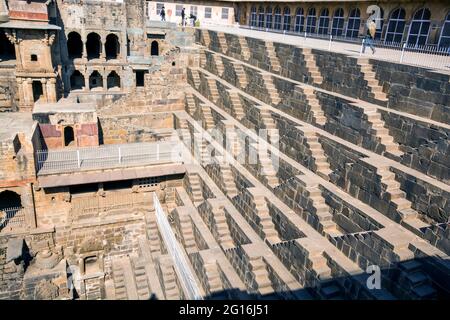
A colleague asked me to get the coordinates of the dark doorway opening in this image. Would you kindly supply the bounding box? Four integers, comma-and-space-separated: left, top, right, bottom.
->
32, 81, 43, 102
107, 71, 120, 90
0, 190, 22, 229
67, 32, 83, 59
0, 190, 22, 210
0, 32, 16, 60
70, 70, 85, 90
151, 40, 159, 56
89, 71, 103, 90
86, 32, 101, 60
84, 256, 100, 274
69, 183, 99, 194
135, 70, 145, 87
103, 180, 133, 191
105, 34, 120, 60
64, 126, 75, 146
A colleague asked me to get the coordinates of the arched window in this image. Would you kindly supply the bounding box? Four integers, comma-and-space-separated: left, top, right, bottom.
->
70, 70, 85, 90
250, 6, 257, 27
331, 8, 345, 36
274, 6, 282, 30
439, 11, 450, 48
385, 8, 406, 43
86, 32, 101, 60
67, 32, 82, 59
107, 71, 120, 90
306, 8, 317, 33
318, 8, 330, 35
105, 34, 120, 60
89, 71, 103, 90
265, 7, 273, 29
0, 190, 22, 229
151, 41, 159, 56
346, 8, 361, 38
0, 190, 22, 210
283, 7, 291, 31
294, 8, 305, 33
258, 6, 265, 28
407, 8, 431, 46
64, 126, 75, 147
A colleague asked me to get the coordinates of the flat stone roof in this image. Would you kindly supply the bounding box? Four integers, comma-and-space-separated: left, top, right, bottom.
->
33, 101, 96, 114
0, 112, 34, 141
0, 20, 60, 30
38, 163, 186, 188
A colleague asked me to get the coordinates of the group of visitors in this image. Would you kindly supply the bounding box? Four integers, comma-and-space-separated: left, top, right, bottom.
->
159, 6, 197, 26
159, 6, 376, 53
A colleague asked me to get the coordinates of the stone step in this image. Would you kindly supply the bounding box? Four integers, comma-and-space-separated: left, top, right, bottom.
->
320, 284, 341, 299
393, 198, 412, 210
412, 284, 436, 299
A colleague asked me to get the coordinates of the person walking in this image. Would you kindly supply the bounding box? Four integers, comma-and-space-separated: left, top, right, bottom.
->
189, 13, 197, 27
160, 6, 166, 21
181, 7, 186, 26
362, 19, 377, 54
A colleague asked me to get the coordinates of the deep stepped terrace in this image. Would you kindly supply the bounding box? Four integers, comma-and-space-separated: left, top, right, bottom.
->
1, 23, 449, 301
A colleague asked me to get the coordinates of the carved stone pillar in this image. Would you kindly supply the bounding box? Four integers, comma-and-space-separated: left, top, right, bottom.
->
100, 35, 106, 61
41, 78, 48, 103
85, 72, 90, 91
46, 78, 57, 103
24, 78, 33, 106
102, 71, 107, 90
82, 35, 87, 60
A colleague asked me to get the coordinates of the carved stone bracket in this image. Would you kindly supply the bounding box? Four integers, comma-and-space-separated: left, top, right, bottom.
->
4, 29, 21, 44
43, 31, 56, 46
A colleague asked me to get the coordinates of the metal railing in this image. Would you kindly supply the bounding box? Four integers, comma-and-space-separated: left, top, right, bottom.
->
237, 25, 450, 71
0, 207, 26, 231
36, 141, 183, 175
153, 192, 203, 300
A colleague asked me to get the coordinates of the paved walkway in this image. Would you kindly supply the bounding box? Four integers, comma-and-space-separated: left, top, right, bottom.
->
202, 25, 450, 72
36, 141, 183, 175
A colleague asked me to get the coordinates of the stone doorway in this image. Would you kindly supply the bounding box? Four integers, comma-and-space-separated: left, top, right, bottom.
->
32, 81, 43, 102
105, 34, 120, 60
70, 70, 85, 90
67, 32, 83, 59
107, 71, 120, 90
0, 32, 15, 61
64, 126, 75, 146
86, 33, 101, 60
151, 40, 159, 56
135, 70, 145, 87
89, 71, 103, 90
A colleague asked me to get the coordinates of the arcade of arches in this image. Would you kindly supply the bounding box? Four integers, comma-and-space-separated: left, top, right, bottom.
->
70, 70, 121, 91
66, 32, 121, 60
247, 4, 450, 47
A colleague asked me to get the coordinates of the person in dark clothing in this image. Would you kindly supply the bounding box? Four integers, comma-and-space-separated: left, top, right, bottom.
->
181, 8, 186, 26
362, 19, 376, 54
160, 6, 166, 21
189, 13, 197, 26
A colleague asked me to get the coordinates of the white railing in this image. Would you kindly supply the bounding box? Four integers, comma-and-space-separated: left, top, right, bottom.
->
36, 141, 183, 175
237, 25, 450, 71
0, 207, 26, 231
153, 192, 203, 300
